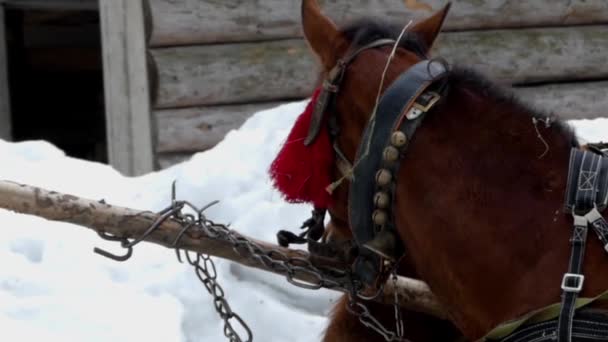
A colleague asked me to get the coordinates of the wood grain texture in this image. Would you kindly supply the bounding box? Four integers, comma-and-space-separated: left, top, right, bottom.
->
100, 0, 155, 176
151, 39, 316, 108
0, 7, 11, 140
151, 26, 608, 108
147, 0, 608, 46
154, 81, 607, 157
155, 102, 282, 153
515, 81, 608, 120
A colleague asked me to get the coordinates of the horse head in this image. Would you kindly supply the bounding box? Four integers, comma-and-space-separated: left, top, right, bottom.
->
301, 0, 451, 247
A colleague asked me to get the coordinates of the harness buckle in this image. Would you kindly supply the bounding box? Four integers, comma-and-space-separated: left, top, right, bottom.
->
407, 92, 441, 120
561, 273, 585, 293
412, 91, 441, 113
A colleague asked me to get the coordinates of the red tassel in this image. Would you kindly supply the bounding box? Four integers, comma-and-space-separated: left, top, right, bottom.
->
269, 88, 334, 208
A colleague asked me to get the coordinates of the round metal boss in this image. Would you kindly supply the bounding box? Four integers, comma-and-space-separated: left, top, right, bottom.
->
391, 131, 408, 147
383, 146, 400, 162
375, 169, 392, 186
374, 192, 390, 209
372, 210, 388, 226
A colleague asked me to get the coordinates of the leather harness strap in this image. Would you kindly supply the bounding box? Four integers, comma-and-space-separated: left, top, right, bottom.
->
277, 39, 396, 249
294, 34, 608, 341
483, 148, 608, 341
349, 60, 448, 286
304, 39, 397, 146
557, 149, 608, 342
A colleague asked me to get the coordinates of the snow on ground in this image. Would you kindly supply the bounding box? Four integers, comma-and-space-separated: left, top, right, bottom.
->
0, 99, 606, 342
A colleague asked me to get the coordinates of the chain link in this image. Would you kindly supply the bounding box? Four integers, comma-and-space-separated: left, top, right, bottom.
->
94, 181, 406, 342
346, 271, 410, 342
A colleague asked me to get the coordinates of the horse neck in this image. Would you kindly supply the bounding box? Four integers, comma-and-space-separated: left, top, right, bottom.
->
390, 80, 603, 339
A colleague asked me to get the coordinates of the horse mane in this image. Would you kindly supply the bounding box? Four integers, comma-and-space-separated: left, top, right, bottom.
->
446, 67, 579, 148
340, 18, 579, 148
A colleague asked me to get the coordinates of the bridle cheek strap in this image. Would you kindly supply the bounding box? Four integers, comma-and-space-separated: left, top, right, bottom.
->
304, 39, 396, 146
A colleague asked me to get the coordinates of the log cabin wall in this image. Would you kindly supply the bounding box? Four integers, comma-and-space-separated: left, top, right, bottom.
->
145, 0, 608, 168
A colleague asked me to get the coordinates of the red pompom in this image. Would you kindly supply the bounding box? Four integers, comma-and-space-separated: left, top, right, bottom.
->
269, 88, 334, 208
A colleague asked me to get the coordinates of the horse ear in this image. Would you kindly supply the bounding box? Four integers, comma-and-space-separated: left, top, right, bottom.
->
410, 2, 451, 51
301, 0, 347, 69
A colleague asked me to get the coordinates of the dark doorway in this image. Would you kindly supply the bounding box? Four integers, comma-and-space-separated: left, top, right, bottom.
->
6, 6, 106, 163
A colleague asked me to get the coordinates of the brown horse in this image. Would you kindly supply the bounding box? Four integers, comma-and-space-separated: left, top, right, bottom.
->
296, 0, 608, 341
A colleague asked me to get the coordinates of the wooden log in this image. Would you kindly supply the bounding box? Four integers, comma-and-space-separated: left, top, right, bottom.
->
155, 102, 283, 153
515, 81, 608, 120
151, 26, 608, 108
151, 39, 317, 108
0, 180, 447, 318
153, 81, 608, 157
147, 0, 608, 47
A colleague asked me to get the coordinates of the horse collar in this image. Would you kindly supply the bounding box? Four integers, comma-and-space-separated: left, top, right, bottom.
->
347, 60, 449, 286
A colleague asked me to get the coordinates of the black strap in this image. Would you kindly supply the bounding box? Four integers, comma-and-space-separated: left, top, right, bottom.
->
349, 61, 447, 247
348, 60, 448, 286
276, 208, 326, 247
304, 39, 397, 146
588, 208, 608, 253
557, 214, 589, 342
558, 149, 608, 341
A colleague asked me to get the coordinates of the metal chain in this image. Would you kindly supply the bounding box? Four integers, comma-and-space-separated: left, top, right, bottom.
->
346, 271, 409, 342
175, 212, 253, 342
94, 181, 406, 342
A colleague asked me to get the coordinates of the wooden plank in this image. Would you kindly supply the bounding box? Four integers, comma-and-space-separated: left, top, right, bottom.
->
153, 82, 608, 155
151, 39, 315, 108
147, 0, 608, 47
1, 0, 98, 10
151, 26, 608, 108
0, 5, 11, 140
155, 102, 282, 153
515, 81, 608, 120
100, 0, 154, 176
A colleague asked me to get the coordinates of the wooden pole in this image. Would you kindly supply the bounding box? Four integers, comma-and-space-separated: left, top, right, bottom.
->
0, 180, 447, 319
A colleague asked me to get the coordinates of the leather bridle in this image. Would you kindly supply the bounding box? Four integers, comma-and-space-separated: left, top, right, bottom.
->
301, 38, 450, 288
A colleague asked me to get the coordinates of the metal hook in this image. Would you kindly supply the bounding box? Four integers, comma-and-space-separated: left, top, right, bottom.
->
93, 231, 133, 262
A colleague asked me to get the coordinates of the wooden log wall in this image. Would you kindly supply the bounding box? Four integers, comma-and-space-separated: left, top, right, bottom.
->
145, 0, 608, 168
